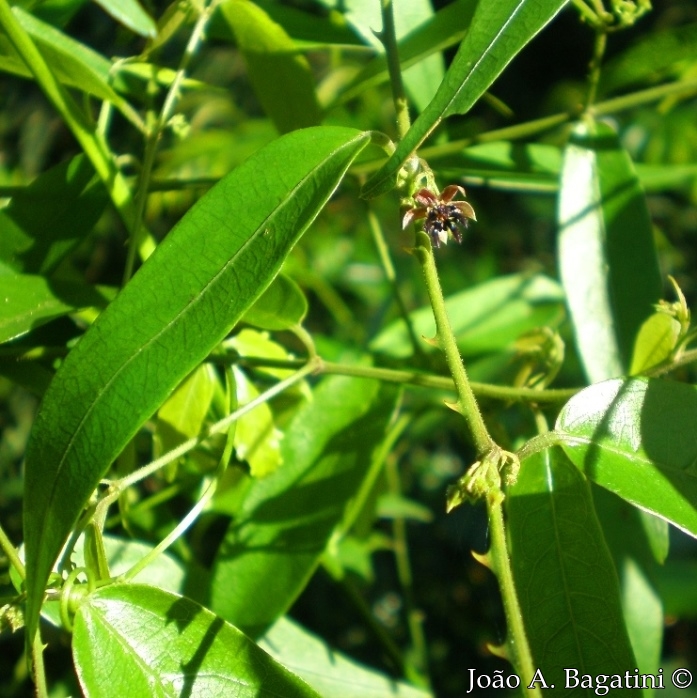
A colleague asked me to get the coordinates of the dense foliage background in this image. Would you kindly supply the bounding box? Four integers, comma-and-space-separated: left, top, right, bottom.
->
2, 0, 697, 696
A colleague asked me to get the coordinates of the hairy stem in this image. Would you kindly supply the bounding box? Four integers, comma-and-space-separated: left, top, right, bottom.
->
413, 232, 493, 455
487, 501, 541, 697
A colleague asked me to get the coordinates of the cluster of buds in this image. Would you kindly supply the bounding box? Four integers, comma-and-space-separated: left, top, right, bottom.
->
402, 185, 476, 248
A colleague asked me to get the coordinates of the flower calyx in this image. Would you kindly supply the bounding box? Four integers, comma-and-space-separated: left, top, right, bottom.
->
402, 185, 476, 248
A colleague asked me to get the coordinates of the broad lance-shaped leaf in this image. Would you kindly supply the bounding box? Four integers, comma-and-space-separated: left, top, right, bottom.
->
556, 377, 697, 538
507, 448, 639, 690
72, 585, 319, 697
557, 120, 661, 383
22, 126, 372, 644
362, 0, 568, 198
207, 375, 399, 638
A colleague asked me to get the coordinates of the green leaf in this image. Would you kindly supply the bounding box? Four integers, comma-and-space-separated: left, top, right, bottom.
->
557, 120, 662, 383
337, 0, 475, 106
251, 0, 363, 49
629, 311, 682, 375
72, 585, 320, 698
0, 155, 107, 275
260, 616, 432, 698
208, 375, 398, 638
1, 7, 119, 105
556, 377, 697, 538
242, 273, 308, 330
591, 487, 664, 679
22, 125, 371, 644
91, 0, 156, 38
362, 0, 569, 197
215, 0, 321, 133
0, 274, 114, 344
507, 448, 639, 690
370, 273, 564, 359
155, 364, 217, 468
232, 366, 283, 477
599, 23, 697, 96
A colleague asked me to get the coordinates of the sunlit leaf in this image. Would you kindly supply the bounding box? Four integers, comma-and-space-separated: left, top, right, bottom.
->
260, 616, 432, 698
363, 0, 569, 197
558, 120, 661, 382
91, 0, 156, 38
22, 126, 372, 644
73, 585, 320, 697
556, 377, 697, 538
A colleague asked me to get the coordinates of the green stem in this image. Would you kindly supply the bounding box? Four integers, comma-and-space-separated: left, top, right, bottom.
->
487, 501, 541, 697
0, 342, 580, 403
366, 205, 423, 358
352, 77, 697, 176
122, 0, 219, 284
32, 627, 49, 698
386, 453, 430, 686
379, 0, 411, 140
0, 523, 24, 580
413, 232, 493, 455
0, 0, 138, 236
115, 361, 317, 491
584, 30, 607, 112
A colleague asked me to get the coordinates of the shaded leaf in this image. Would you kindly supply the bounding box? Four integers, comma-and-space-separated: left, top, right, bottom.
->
215, 0, 321, 133
72, 584, 320, 697
556, 377, 697, 538
0, 155, 107, 275
507, 448, 639, 692
370, 273, 564, 359
591, 486, 664, 679
362, 0, 569, 197
0, 274, 114, 344
208, 375, 398, 638
599, 23, 697, 96
22, 126, 371, 644
557, 120, 662, 383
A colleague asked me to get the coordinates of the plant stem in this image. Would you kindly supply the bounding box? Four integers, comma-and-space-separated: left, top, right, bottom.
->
379, 0, 411, 140
386, 453, 430, 686
0, 342, 580, 402
0, 0, 138, 236
352, 77, 697, 176
115, 361, 317, 491
486, 501, 541, 697
0, 523, 24, 580
413, 232, 493, 455
584, 29, 607, 112
32, 628, 49, 698
366, 205, 423, 358
122, 0, 219, 284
